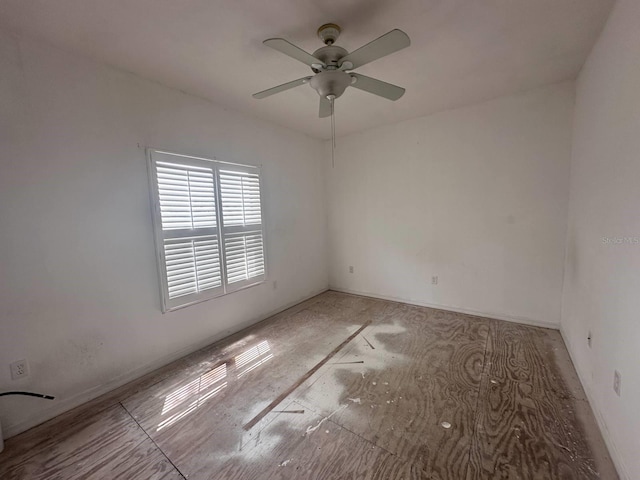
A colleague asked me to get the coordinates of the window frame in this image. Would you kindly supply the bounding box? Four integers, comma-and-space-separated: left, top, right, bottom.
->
147, 149, 267, 312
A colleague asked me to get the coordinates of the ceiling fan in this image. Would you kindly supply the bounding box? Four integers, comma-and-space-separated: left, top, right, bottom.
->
253, 23, 411, 118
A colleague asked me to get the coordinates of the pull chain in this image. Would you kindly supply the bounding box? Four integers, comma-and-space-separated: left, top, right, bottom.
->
330, 96, 336, 168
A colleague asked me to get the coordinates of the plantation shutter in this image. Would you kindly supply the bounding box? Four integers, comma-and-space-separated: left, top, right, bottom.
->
219, 166, 266, 292
149, 150, 266, 312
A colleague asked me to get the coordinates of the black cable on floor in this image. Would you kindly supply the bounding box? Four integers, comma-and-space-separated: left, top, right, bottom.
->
0, 391, 55, 399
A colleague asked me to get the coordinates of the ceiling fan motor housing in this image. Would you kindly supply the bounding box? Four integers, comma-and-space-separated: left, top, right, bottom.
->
309, 70, 352, 99
311, 45, 348, 72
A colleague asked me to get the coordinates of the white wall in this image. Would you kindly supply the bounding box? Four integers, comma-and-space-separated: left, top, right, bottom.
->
0, 30, 328, 437
326, 82, 574, 327
561, 1, 640, 478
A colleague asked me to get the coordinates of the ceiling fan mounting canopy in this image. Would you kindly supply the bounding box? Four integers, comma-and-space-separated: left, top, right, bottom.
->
253, 23, 410, 117
317, 23, 341, 45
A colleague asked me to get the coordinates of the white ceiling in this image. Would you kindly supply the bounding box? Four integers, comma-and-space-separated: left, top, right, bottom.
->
0, 0, 614, 139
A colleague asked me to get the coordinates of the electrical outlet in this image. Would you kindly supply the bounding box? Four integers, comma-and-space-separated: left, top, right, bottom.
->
613, 370, 621, 396
10, 359, 29, 380
349, 266, 354, 274
432, 276, 438, 285
587, 331, 592, 348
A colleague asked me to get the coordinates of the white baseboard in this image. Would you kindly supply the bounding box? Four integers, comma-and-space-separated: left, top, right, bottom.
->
559, 327, 629, 480
4, 287, 329, 439
330, 286, 560, 330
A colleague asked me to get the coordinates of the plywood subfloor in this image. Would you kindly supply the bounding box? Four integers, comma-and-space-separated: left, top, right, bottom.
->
0, 292, 618, 479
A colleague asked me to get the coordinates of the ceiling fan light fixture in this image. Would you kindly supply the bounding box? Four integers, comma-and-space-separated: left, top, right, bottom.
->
309, 70, 352, 99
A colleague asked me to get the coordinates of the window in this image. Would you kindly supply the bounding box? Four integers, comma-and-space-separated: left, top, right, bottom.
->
148, 150, 266, 311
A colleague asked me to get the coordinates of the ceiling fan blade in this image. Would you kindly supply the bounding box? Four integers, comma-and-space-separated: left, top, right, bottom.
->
340, 29, 410, 69
350, 73, 405, 100
263, 38, 325, 68
319, 96, 332, 118
253, 77, 311, 99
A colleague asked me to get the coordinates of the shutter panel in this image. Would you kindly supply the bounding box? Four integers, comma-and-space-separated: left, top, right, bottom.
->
219, 167, 266, 291
193, 237, 223, 291
163, 235, 223, 299
223, 231, 265, 284
156, 161, 217, 230
164, 239, 197, 298
219, 170, 262, 226
150, 151, 225, 311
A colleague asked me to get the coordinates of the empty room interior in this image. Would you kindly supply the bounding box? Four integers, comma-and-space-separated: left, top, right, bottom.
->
0, 0, 639, 479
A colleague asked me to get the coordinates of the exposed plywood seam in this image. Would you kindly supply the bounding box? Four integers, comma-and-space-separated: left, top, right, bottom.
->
120, 402, 187, 480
